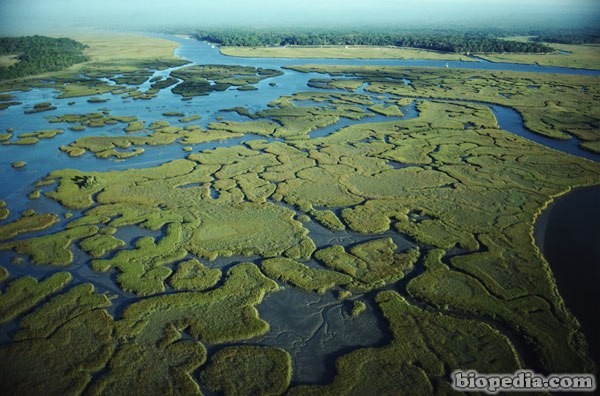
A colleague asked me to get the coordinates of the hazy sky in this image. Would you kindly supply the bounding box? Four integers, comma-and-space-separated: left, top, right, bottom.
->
1, 0, 599, 34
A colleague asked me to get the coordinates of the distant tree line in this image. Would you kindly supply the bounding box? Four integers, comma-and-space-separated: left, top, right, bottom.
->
195, 30, 554, 53
529, 29, 600, 44
0, 36, 88, 80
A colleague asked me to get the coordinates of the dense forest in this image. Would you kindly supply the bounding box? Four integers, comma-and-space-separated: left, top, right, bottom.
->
0, 36, 88, 80
195, 30, 554, 53
530, 29, 600, 44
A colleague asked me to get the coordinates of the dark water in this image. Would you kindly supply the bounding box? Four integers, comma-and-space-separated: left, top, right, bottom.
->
489, 105, 600, 162
536, 186, 600, 365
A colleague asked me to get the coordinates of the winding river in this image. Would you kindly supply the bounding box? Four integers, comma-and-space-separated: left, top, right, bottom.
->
0, 33, 599, 379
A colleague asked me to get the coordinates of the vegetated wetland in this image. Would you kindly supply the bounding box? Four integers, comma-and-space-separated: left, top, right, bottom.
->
0, 28, 599, 396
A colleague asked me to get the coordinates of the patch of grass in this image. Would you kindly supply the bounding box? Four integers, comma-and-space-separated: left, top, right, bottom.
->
115, 262, 280, 343
79, 234, 125, 258
0, 226, 98, 266
0, 212, 59, 241
261, 257, 352, 293
162, 111, 185, 117
221, 45, 476, 61
168, 259, 221, 291
13, 137, 38, 145
289, 290, 520, 395
315, 238, 419, 292
479, 42, 600, 70
286, 64, 599, 143
14, 283, 111, 340
0, 281, 114, 395
0, 55, 19, 67
407, 249, 590, 373
87, 96, 109, 103
581, 140, 600, 154
24, 102, 56, 114
18, 129, 63, 140
11, 160, 26, 168
49, 112, 138, 128
308, 78, 364, 91
0, 271, 72, 324
0, 133, 12, 142
124, 120, 144, 133
0, 201, 8, 220
171, 64, 283, 97
351, 300, 367, 317
91, 223, 187, 296
179, 114, 201, 123
201, 346, 292, 396
368, 104, 404, 117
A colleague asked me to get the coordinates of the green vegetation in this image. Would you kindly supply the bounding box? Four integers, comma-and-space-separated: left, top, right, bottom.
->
199, 29, 553, 53
28, 189, 41, 200
0, 271, 72, 324
207, 91, 374, 139
368, 104, 404, 117
14, 283, 112, 340
0, 36, 599, 393
0, 201, 8, 220
10, 161, 26, 168
60, 121, 242, 159
0, 36, 88, 80
0, 33, 188, 101
315, 239, 419, 292
287, 64, 600, 148
351, 300, 367, 317
151, 77, 179, 90
290, 291, 521, 395
87, 96, 109, 103
79, 234, 125, 258
91, 223, 187, 295
89, 263, 277, 395
2, 129, 66, 146
19, 129, 63, 139
170, 65, 283, 97
581, 140, 600, 154
201, 346, 292, 396
0, 279, 114, 395
49, 112, 138, 128
261, 257, 353, 293
0, 226, 98, 266
0, 132, 12, 141
0, 212, 59, 241
124, 120, 145, 132
168, 259, 221, 291
479, 42, 600, 70
24, 101, 57, 114
179, 114, 201, 123
162, 111, 185, 117
223, 46, 476, 61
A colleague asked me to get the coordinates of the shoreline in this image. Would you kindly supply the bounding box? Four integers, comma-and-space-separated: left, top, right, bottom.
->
531, 183, 600, 366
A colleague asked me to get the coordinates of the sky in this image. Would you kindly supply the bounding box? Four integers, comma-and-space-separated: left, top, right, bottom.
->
1, 0, 599, 35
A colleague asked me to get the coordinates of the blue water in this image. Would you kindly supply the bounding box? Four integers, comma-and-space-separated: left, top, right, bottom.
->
166, 34, 600, 76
